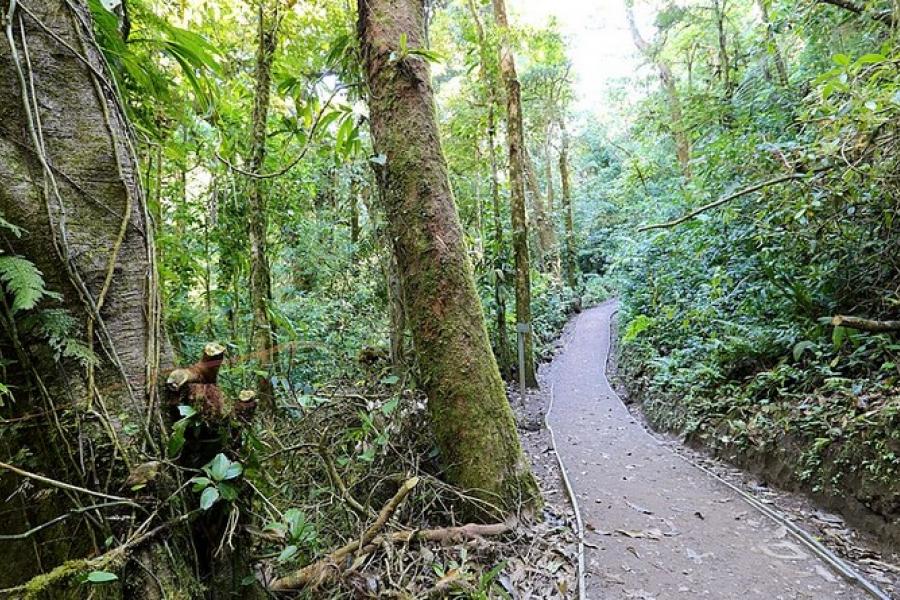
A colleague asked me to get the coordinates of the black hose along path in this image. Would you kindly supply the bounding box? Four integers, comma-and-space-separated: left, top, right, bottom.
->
545, 300, 881, 599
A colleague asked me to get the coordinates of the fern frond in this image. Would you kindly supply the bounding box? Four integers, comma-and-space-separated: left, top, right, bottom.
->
37, 309, 99, 367
0, 215, 24, 238
0, 256, 59, 313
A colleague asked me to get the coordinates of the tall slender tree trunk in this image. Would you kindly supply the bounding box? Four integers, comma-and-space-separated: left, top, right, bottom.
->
491, 0, 537, 388
713, 0, 733, 101
559, 121, 578, 290
488, 105, 513, 377
0, 1, 203, 594
525, 148, 558, 275
625, 0, 691, 179
247, 1, 277, 410
544, 132, 555, 212
350, 177, 361, 246
358, 0, 538, 508
756, 0, 789, 87
466, 0, 512, 377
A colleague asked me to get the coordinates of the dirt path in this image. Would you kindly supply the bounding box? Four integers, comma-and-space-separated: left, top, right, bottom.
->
546, 301, 871, 599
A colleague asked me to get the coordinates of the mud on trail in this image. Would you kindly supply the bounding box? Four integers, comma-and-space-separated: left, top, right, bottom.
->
536, 300, 897, 599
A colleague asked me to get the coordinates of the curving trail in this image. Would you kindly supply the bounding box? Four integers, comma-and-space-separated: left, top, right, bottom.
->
546, 300, 870, 599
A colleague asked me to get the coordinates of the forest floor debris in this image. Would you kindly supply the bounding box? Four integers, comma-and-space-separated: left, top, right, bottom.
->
253, 372, 579, 598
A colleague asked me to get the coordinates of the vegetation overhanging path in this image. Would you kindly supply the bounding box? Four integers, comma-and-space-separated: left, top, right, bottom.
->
545, 301, 882, 599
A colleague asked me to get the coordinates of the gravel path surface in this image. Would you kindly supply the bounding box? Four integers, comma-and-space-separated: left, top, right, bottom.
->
546, 300, 872, 599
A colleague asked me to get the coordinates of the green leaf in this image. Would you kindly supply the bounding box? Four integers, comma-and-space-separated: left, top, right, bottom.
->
200, 486, 220, 510
167, 417, 190, 457
855, 53, 885, 66
278, 544, 299, 563
206, 453, 231, 481
219, 481, 238, 501
832, 325, 847, 350
792, 341, 817, 361
0, 256, 57, 313
177, 405, 197, 418
832, 53, 850, 67
224, 461, 243, 480
86, 570, 118, 583
381, 397, 399, 415
190, 476, 212, 492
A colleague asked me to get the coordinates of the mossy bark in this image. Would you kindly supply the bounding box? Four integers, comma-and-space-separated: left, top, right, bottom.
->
525, 148, 559, 275
0, 2, 244, 597
491, 0, 537, 388
357, 0, 539, 510
247, 1, 278, 411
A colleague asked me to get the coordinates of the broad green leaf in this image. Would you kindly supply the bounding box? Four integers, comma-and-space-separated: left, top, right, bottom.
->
278, 545, 298, 563
207, 453, 231, 481
86, 570, 118, 583
200, 486, 220, 510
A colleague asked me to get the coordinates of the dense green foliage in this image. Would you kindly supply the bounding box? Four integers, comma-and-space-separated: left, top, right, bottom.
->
585, 0, 900, 502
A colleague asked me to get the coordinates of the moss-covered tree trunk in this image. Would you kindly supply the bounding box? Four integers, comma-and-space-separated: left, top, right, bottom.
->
247, 1, 278, 410
492, 0, 537, 388
559, 121, 578, 290
0, 0, 205, 596
357, 0, 538, 509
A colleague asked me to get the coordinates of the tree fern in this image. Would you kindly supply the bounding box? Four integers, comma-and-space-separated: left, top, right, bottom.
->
0, 256, 59, 313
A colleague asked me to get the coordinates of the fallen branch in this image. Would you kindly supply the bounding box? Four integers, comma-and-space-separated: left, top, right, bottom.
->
270, 519, 514, 591
320, 445, 373, 519
831, 315, 900, 332
0, 460, 140, 506
637, 169, 828, 232
271, 477, 418, 590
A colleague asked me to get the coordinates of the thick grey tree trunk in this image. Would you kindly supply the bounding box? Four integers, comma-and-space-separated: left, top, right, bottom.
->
0, 2, 202, 596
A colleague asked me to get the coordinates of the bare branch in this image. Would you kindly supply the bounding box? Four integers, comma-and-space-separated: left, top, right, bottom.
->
637, 169, 830, 232
816, 0, 896, 26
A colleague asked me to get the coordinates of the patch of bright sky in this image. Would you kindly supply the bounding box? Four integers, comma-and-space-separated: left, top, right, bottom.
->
513, 0, 657, 132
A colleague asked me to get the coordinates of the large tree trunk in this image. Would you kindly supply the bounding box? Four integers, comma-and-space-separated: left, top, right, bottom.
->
0, 1, 199, 595
247, 1, 277, 411
492, 0, 537, 388
625, 0, 691, 179
358, 0, 538, 509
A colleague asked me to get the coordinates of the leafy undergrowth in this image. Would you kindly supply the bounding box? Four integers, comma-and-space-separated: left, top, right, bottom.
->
618, 312, 900, 521
229, 369, 576, 598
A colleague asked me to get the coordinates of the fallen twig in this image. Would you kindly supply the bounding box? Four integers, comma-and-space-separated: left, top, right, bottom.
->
831, 315, 900, 332
269, 517, 514, 591
0, 460, 140, 506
